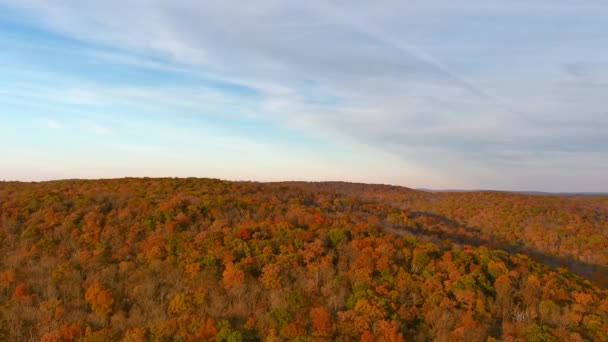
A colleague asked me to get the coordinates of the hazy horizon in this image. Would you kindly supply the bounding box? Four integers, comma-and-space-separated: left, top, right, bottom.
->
3, 175, 608, 195
1, 1, 607, 192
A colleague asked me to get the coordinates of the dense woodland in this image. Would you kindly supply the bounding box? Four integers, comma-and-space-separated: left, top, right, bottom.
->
0, 178, 607, 341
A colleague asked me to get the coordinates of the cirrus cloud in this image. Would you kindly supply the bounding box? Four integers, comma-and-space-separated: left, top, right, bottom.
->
1, 0, 607, 191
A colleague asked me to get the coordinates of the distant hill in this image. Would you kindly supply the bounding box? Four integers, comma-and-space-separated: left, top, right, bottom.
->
0, 178, 607, 341
417, 188, 608, 196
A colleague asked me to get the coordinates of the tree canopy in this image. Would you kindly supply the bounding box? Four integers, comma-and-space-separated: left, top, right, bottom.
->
0, 178, 607, 341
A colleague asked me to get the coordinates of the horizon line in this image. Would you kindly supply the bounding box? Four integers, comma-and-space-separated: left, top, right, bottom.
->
2, 176, 607, 196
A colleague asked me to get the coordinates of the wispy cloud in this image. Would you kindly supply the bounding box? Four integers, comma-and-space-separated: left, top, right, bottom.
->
1, 0, 607, 191
46, 119, 63, 129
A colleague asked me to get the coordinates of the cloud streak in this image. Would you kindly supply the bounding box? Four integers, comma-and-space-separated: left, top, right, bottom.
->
1, 0, 607, 191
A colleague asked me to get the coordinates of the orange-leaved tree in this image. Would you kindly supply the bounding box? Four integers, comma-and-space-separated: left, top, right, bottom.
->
310, 306, 334, 337
85, 283, 113, 317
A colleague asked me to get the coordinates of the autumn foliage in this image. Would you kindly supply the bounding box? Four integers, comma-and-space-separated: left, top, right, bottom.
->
85, 283, 114, 318
0, 178, 607, 340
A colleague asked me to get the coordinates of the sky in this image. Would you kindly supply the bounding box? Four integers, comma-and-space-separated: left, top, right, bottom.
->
0, 0, 607, 192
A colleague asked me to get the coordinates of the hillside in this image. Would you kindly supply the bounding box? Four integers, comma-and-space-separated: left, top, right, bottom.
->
284, 182, 608, 283
0, 178, 607, 341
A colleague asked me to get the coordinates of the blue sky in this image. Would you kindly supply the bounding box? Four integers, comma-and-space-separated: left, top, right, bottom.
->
0, 0, 607, 191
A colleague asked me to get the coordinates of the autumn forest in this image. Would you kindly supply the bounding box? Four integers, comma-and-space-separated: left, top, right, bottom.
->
0, 178, 607, 341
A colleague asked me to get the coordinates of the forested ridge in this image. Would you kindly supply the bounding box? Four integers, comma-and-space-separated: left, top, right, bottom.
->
0, 178, 607, 341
